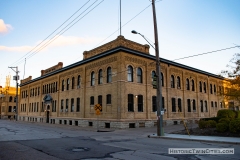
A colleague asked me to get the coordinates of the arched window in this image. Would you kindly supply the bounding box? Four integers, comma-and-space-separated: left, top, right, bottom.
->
161, 72, 164, 86
127, 66, 133, 82
77, 75, 81, 88
98, 69, 103, 84
204, 82, 206, 93
72, 77, 75, 89
177, 76, 181, 89
91, 71, 95, 86
210, 84, 213, 94
199, 81, 202, 92
170, 75, 175, 88
67, 78, 70, 90
137, 68, 142, 83
107, 67, 112, 83
191, 79, 195, 91
186, 78, 190, 90
62, 80, 64, 91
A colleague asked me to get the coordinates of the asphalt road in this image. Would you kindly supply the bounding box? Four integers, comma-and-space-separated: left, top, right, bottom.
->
0, 120, 239, 160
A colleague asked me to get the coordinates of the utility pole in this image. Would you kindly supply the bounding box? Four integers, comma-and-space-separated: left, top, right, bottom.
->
152, 0, 163, 136
9, 66, 19, 121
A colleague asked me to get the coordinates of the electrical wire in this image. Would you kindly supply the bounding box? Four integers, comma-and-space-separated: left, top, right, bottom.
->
173, 46, 240, 61
10, 0, 91, 66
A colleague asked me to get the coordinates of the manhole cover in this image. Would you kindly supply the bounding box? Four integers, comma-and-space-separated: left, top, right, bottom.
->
71, 147, 89, 152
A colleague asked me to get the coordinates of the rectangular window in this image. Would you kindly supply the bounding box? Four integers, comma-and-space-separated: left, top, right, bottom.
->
187, 99, 191, 112
90, 96, 94, 105
200, 100, 203, 112
172, 98, 176, 112
128, 94, 134, 112
106, 94, 111, 104
71, 98, 74, 112
215, 102, 217, 108
193, 100, 196, 111
76, 98, 80, 112
66, 99, 69, 112
152, 96, 157, 112
61, 99, 64, 112
178, 98, 182, 112
98, 95, 102, 111
138, 95, 143, 112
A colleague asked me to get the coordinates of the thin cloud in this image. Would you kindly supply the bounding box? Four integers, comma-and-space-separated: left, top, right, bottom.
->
0, 35, 101, 52
0, 19, 13, 33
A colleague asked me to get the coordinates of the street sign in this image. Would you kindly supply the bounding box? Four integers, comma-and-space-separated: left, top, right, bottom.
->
94, 104, 102, 115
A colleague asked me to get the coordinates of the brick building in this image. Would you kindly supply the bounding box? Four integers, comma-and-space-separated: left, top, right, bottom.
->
19, 36, 225, 128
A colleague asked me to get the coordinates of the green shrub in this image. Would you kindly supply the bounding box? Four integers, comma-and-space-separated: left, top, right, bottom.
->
237, 111, 240, 118
219, 118, 230, 125
217, 109, 236, 119
229, 119, 240, 133
200, 117, 220, 123
198, 120, 206, 129
216, 123, 228, 133
206, 120, 217, 128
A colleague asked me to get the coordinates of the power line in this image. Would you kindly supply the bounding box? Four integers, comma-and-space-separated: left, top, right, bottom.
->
10, 0, 91, 66
173, 46, 240, 61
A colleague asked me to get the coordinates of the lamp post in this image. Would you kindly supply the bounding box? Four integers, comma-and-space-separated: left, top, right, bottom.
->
131, 0, 163, 136
132, 0, 164, 136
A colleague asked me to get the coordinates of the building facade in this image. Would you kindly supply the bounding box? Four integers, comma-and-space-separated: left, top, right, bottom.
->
18, 36, 225, 128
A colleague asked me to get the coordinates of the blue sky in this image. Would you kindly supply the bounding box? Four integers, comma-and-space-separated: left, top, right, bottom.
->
0, 0, 240, 87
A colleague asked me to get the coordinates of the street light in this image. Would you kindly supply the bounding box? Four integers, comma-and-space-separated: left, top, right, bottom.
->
131, 0, 163, 136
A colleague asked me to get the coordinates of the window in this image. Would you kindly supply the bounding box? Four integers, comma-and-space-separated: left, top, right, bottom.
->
177, 76, 181, 89
98, 95, 102, 111
71, 98, 74, 112
90, 96, 94, 105
77, 75, 81, 88
127, 66, 133, 82
106, 94, 111, 104
53, 82, 55, 92
171, 75, 175, 88
152, 96, 156, 112
9, 96, 12, 102
220, 102, 223, 108
91, 71, 95, 86
67, 78, 70, 90
210, 84, 212, 94
191, 80, 195, 91
161, 72, 164, 86
62, 80, 64, 91
98, 69, 103, 84
107, 67, 112, 83
61, 99, 64, 112
128, 94, 134, 111
56, 82, 58, 92
215, 102, 217, 108
72, 77, 75, 89
138, 95, 143, 112
76, 98, 80, 112
214, 85, 216, 94
8, 106, 12, 112
162, 97, 165, 110
66, 99, 69, 112
211, 101, 214, 107
187, 99, 191, 112
205, 100, 208, 112
172, 98, 176, 112
38, 87, 40, 95
200, 100, 203, 112
199, 81, 202, 92
204, 82, 206, 93
52, 101, 54, 112
152, 71, 156, 82
137, 68, 142, 83
186, 78, 190, 90
178, 98, 182, 112
193, 100, 196, 111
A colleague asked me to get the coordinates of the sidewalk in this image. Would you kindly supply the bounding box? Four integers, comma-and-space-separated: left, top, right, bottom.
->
149, 124, 240, 144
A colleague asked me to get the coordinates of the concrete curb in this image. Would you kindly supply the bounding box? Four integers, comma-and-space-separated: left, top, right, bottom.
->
148, 134, 240, 145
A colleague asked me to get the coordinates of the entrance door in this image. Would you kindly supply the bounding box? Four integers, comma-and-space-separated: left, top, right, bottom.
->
46, 111, 49, 123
